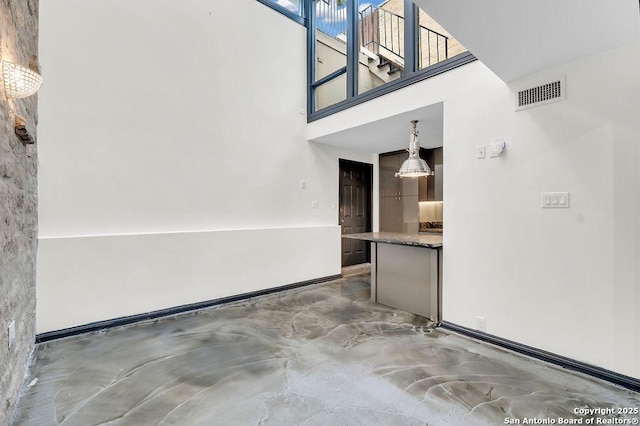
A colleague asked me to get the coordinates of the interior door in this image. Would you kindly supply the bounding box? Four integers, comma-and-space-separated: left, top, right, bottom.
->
339, 159, 372, 267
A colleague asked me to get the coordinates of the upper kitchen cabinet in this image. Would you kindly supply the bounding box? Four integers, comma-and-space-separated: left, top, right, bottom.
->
379, 151, 420, 233
419, 148, 443, 202
380, 151, 419, 197
380, 153, 402, 197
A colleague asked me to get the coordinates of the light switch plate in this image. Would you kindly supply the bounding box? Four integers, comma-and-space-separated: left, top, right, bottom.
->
542, 192, 570, 208
477, 146, 486, 159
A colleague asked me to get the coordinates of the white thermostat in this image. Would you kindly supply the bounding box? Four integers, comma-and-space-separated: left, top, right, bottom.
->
490, 138, 507, 157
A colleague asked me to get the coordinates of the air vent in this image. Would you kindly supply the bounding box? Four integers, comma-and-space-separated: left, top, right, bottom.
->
515, 77, 565, 111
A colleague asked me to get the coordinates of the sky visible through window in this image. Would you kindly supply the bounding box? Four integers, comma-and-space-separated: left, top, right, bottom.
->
315, 0, 386, 36
273, 0, 386, 36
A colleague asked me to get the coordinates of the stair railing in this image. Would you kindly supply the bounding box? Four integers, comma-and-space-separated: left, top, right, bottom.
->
358, 4, 449, 67
316, 2, 450, 69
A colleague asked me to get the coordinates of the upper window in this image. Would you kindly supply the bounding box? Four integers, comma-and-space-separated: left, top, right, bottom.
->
257, 0, 474, 120
259, 0, 305, 22
273, 0, 303, 15
308, 0, 472, 118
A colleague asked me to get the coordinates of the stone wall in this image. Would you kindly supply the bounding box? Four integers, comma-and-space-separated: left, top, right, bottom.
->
0, 0, 39, 423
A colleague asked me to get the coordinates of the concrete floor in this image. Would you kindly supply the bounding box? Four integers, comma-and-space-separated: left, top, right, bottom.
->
11, 275, 640, 425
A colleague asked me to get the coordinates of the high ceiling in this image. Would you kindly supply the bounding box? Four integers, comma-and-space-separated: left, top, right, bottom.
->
309, 0, 640, 152
413, 0, 640, 82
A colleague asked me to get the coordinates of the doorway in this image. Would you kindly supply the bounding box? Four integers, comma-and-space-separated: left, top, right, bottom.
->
339, 159, 373, 267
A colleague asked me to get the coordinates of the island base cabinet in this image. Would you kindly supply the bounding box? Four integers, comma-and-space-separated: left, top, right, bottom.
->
375, 243, 439, 321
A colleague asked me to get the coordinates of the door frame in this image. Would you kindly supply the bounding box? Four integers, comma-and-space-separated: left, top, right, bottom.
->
339, 159, 373, 266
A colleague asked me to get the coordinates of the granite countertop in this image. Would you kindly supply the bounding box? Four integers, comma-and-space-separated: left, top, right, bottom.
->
343, 232, 442, 248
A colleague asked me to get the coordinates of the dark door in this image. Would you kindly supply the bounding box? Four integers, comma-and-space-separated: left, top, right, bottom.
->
339, 159, 372, 267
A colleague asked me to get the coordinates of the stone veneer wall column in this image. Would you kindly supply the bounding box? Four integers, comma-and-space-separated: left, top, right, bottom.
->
0, 0, 39, 423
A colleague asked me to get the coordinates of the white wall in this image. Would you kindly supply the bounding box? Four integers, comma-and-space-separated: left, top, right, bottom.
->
443, 44, 639, 379
37, 227, 341, 332
39, 0, 639, 379
38, 0, 375, 332
309, 44, 640, 378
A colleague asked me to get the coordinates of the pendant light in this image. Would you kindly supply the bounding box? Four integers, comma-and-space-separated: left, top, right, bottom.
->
395, 120, 433, 178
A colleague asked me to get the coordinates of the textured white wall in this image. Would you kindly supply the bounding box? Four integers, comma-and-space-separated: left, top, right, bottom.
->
37, 0, 375, 332
309, 44, 640, 378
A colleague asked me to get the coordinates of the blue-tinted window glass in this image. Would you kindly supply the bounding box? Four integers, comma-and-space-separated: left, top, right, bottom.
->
265, 0, 302, 16
357, 0, 403, 95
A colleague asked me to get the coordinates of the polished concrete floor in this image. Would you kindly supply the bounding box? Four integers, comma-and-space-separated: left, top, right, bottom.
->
12, 275, 640, 425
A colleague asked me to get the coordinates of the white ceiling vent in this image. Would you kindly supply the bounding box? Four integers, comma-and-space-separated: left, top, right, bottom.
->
515, 77, 566, 111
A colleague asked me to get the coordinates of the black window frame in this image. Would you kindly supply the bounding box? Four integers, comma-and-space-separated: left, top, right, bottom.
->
306, 0, 476, 122
257, 0, 477, 122
256, 0, 307, 25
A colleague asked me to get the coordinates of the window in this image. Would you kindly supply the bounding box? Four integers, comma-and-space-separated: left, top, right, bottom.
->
257, 0, 305, 24
357, 0, 405, 94
307, 0, 475, 120
257, 0, 475, 120
312, 0, 349, 110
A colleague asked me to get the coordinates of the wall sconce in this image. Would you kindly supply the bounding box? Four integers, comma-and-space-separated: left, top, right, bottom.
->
1, 59, 42, 99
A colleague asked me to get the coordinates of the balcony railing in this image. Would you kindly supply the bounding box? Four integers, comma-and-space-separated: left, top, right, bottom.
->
316, 0, 348, 37
358, 4, 449, 68
418, 24, 449, 68
316, 2, 450, 69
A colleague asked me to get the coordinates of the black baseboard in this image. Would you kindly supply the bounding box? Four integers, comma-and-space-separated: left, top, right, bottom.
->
438, 321, 640, 393
36, 274, 342, 344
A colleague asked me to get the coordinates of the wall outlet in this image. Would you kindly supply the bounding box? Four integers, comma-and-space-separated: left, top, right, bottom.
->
475, 316, 486, 332
8, 320, 16, 350
311, 200, 319, 209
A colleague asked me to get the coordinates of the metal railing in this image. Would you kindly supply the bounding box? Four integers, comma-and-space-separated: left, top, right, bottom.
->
358, 4, 449, 67
316, 0, 348, 38
315, 2, 450, 69
359, 5, 381, 54
359, 4, 379, 53
359, 5, 404, 59
418, 24, 449, 68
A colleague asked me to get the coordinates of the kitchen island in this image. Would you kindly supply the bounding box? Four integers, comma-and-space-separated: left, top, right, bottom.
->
343, 232, 442, 321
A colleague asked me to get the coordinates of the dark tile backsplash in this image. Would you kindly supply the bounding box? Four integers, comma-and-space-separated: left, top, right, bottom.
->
420, 222, 443, 233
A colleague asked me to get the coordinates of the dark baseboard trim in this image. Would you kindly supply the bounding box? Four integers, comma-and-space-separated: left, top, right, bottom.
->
36, 274, 342, 344
438, 321, 640, 393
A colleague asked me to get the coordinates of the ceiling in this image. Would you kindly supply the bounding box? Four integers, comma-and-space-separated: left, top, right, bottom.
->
310, 103, 443, 154
414, 0, 640, 82
310, 1, 640, 152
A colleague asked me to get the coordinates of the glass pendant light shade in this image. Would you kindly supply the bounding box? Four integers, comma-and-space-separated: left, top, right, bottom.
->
395, 120, 434, 178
